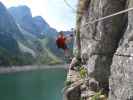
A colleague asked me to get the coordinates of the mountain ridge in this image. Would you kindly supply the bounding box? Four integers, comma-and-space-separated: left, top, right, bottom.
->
0, 2, 73, 66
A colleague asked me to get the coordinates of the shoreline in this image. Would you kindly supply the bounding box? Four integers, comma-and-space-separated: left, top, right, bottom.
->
0, 64, 68, 74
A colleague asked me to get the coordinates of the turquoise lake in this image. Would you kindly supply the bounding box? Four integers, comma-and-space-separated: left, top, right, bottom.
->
0, 68, 67, 100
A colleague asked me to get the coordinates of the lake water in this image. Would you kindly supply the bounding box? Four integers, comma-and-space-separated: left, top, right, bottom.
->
0, 68, 67, 100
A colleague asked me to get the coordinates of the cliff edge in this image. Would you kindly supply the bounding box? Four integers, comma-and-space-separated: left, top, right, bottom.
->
64, 0, 133, 100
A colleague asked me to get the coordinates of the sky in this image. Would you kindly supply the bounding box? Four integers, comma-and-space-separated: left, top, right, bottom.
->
1, 0, 77, 31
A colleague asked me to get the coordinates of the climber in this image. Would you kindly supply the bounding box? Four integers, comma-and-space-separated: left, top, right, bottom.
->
56, 31, 73, 59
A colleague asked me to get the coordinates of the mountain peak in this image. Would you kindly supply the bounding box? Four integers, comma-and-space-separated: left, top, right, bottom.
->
33, 16, 44, 20
0, 1, 4, 6
9, 5, 32, 18
33, 16, 49, 26
0, 1, 7, 11
9, 5, 30, 11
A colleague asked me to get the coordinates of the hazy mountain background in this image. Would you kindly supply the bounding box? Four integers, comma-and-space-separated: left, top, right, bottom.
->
0, 2, 73, 66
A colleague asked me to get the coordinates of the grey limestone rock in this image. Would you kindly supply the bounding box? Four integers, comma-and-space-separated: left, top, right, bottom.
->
79, 0, 127, 91
109, 0, 133, 100
66, 0, 133, 99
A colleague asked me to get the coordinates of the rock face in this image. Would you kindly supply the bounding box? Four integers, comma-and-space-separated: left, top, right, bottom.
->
64, 70, 82, 100
67, 0, 133, 99
79, 0, 127, 91
0, 2, 32, 65
109, 0, 133, 99
0, 2, 22, 53
33, 16, 58, 37
9, 6, 58, 37
9, 6, 40, 36
0, 2, 24, 40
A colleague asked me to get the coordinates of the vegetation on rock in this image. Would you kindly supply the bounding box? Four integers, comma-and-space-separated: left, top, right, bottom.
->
79, 66, 88, 78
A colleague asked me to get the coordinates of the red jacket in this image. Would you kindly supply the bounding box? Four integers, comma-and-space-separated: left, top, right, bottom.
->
56, 36, 66, 48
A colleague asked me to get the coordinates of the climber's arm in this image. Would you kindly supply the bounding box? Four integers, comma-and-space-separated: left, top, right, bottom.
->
66, 34, 74, 44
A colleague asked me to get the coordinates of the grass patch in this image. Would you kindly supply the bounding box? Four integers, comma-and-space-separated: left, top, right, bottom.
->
64, 80, 73, 86
79, 66, 88, 78
91, 91, 107, 100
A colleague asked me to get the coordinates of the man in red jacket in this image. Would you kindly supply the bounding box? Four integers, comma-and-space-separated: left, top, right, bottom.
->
56, 31, 73, 59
